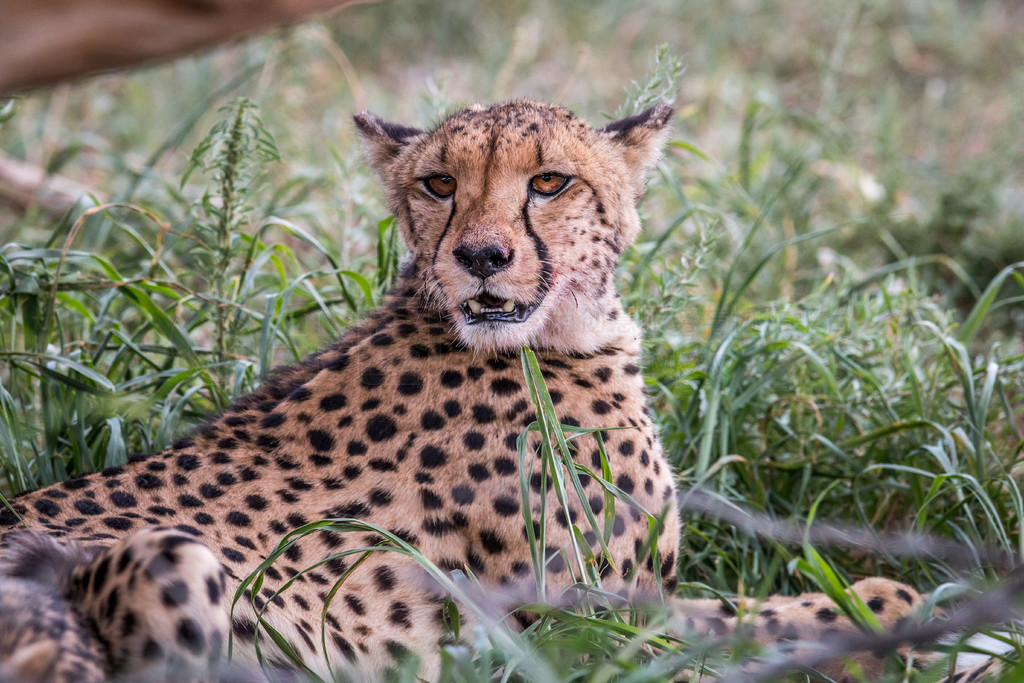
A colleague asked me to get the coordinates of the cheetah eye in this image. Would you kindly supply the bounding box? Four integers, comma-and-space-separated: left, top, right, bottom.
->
425, 174, 457, 198
530, 173, 569, 196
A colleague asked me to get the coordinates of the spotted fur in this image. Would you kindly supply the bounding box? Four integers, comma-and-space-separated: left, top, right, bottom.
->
0, 100, 1003, 681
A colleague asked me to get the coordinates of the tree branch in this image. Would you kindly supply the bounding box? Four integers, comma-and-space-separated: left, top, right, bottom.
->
0, 0, 371, 93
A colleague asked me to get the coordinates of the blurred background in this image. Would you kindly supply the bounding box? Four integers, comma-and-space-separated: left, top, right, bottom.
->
3, 0, 1022, 279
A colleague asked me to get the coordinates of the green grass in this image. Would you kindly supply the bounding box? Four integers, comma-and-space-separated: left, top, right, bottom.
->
3, 1, 1024, 679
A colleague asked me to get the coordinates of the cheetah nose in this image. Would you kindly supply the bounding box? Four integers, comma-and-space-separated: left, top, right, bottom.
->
452, 244, 514, 279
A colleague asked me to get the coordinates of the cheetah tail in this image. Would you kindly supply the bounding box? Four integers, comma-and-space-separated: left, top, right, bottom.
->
0, 532, 99, 594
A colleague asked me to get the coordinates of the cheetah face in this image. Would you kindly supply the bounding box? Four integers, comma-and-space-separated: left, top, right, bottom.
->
354, 100, 672, 353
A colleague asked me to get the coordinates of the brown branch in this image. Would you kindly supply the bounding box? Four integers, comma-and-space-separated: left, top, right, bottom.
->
0, 153, 100, 216
0, 0, 376, 94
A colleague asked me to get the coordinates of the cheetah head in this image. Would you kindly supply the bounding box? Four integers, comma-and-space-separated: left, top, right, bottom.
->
354, 100, 672, 354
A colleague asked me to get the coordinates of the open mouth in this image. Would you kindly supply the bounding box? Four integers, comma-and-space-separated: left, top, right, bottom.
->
459, 293, 537, 325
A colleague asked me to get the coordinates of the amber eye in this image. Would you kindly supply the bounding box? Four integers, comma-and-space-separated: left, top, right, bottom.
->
530, 173, 569, 196
425, 174, 457, 197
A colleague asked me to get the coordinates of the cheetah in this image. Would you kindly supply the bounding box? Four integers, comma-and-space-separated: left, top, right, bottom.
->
0, 100, 1003, 681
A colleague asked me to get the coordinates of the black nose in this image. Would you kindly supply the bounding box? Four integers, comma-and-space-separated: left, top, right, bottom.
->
452, 245, 514, 279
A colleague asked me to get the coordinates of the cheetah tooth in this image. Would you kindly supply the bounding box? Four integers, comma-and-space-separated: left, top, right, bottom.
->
467, 299, 482, 314
502, 299, 515, 312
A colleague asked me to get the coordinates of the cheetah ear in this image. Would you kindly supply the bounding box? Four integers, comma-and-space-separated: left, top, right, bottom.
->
601, 103, 674, 175
353, 111, 425, 176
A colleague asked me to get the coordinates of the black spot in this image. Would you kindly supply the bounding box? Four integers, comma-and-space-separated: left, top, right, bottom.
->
452, 485, 475, 505
308, 429, 335, 452
867, 596, 886, 613
345, 594, 366, 615
493, 457, 517, 475
361, 367, 385, 389
490, 378, 520, 396
199, 483, 224, 499
135, 473, 163, 489
472, 404, 496, 423
176, 454, 201, 470
468, 463, 490, 481
259, 413, 286, 429
143, 638, 163, 660
327, 354, 350, 372
615, 474, 634, 495
33, 498, 60, 516
422, 516, 452, 536
545, 547, 565, 573
816, 608, 838, 623
440, 370, 463, 388
374, 566, 396, 591
464, 432, 485, 450
226, 511, 251, 527
467, 367, 484, 380
177, 617, 205, 654
896, 588, 914, 605
389, 601, 412, 628
612, 515, 626, 537
493, 497, 519, 517
194, 512, 214, 525
443, 400, 462, 417
178, 494, 203, 508
366, 414, 398, 442
592, 400, 612, 415
320, 394, 347, 411
255, 434, 280, 451
480, 529, 505, 554
287, 386, 312, 402
103, 516, 133, 530
161, 580, 189, 607
419, 445, 447, 468
75, 499, 103, 515
421, 411, 445, 430
397, 372, 424, 395
370, 333, 394, 347
409, 344, 430, 358
222, 547, 246, 563
370, 488, 393, 506
245, 494, 268, 511
420, 489, 444, 510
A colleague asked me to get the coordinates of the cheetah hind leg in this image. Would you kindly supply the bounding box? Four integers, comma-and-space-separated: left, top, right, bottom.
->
670, 577, 1010, 681
67, 527, 230, 680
